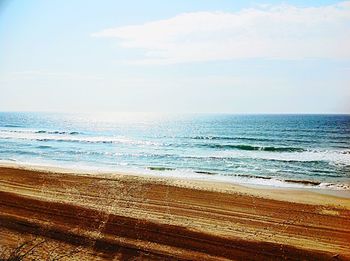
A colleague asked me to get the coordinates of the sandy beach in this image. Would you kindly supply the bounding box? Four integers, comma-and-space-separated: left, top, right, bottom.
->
2, 0, 350, 259
0, 164, 350, 260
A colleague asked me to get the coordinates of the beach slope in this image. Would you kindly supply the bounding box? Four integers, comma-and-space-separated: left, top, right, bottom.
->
0, 165, 350, 260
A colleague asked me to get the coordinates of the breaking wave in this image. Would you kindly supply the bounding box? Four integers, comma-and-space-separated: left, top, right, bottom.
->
0, 130, 157, 146
202, 144, 306, 152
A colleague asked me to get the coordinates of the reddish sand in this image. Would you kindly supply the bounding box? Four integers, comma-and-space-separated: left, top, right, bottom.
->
0, 165, 350, 260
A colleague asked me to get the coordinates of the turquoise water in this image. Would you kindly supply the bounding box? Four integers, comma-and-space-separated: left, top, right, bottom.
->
0, 112, 349, 189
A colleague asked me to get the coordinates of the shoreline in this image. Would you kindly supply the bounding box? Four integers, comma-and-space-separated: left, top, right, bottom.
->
1, 161, 350, 201
1, 164, 350, 259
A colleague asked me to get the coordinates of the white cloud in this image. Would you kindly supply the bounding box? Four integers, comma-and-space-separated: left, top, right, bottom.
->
92, 2, 350, 64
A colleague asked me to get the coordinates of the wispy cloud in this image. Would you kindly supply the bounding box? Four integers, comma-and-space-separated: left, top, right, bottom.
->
92, 2, 350, 64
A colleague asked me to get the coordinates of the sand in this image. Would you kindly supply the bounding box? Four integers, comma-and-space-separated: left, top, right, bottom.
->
0, 164, 350, 260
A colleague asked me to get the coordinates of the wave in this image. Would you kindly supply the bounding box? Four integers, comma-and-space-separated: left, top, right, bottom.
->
191, 135, 346, 145
190, 135, 312, 143
194, 170, 216, 175
202, 144, 305, 152
230, 174, 346, 188
147, 150, 349, 165
235, 173, 272, 180
36, 130, 80, 135
142, 166, 349, 190
204, 150, 350, 165
1, 129, 81, 135
2, 124, 22, 128
220, 173, 349, 190
191, 133, 350, 140
0, 131, 158, 146
190, 136, 350, 147
284, 179, 321, 186
191, 136, 275, 142
36, 145, 52, 149
0, 155, 348, 190
140, 167, 347, 189
148, 166, 175, 171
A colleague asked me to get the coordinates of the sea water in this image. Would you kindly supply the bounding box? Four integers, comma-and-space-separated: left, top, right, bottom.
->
0, 112, 349, 190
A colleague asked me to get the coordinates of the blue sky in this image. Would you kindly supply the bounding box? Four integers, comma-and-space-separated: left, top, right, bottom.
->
1, 0, 349, 113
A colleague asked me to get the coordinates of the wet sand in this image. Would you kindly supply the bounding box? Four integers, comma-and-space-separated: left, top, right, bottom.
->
0, 165, 350, 260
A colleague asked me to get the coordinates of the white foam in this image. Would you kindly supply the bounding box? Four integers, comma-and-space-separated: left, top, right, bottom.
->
0, 130, 158, 146
202, 149, 350, 165
1, 159, 348, 191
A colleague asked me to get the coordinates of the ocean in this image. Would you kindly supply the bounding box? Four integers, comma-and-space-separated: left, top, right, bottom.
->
0, 112, 349, 190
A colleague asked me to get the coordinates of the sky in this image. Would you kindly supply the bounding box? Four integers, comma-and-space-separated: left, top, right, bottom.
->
0, 0, 349, 113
